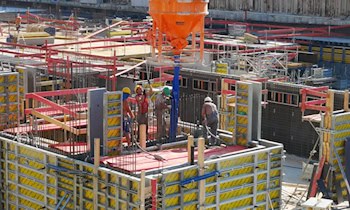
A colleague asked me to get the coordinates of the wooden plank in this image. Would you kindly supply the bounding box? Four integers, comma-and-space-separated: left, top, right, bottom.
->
198, 137, 205, 210
31, 110, 81, 135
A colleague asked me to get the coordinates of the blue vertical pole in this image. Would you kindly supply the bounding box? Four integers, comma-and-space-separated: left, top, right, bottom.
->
170, 55, 180, 142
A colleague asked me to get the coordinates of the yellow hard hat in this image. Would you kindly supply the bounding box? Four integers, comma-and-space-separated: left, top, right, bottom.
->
134, 85, 143, 93
122, 87, 131, 94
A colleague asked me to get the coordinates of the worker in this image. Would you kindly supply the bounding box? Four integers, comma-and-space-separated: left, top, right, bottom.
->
202, 96, 219, 146
15, 14, 21, 32
134, 85, 150, 139
155, 86, 170, 141
122, 87, 135, 148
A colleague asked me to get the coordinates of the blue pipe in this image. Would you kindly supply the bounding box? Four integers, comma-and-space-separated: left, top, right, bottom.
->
170, 55, 180, 142
180, 171, 220, 186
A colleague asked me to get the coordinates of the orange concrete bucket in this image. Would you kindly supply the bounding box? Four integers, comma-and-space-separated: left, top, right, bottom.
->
149, 0, 208, 52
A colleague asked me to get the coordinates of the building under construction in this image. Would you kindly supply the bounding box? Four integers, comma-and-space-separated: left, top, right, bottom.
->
0, 0, 350, 209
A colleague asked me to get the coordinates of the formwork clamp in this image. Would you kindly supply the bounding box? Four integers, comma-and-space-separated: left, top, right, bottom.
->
180, 171, 220, 187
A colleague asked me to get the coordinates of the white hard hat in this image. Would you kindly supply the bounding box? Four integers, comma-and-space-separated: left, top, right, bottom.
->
204, 97, 212, 102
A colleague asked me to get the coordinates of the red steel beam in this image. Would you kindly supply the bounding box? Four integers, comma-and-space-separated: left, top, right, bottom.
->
26, 88, 93, 98
154, 66, 174, 72
303, 104, 328, 112
24, 103, 88, 115
223, 78, 237, 85
221, 90, 236, 95
302, 86, 329, 93
15, 52, 58, 58
305, 99, 327, 106
26, 94, 78, 118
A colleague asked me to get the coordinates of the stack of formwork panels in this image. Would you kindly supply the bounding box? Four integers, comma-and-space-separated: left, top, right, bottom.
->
0, 72, 19, 130
234, 81, 261, 145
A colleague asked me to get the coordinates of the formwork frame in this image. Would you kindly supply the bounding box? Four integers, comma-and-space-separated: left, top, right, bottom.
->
0, 136, 145, 210
152, 139, 283, 209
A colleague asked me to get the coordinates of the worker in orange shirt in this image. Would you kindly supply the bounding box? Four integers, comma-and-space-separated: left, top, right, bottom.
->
134, 85, 153, 140
15, 14, 21, 32
122, 87, 135, 148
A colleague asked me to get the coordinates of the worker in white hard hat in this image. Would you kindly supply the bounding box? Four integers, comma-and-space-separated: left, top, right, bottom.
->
202, 96, 219, 146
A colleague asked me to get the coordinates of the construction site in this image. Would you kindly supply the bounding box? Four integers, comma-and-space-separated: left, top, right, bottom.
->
0, 0, 350, 209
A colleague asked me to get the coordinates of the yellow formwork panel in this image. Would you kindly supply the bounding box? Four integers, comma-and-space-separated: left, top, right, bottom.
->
18, 167, 44, 181
98, 194, 106, 205
107, 94, 121, 101
18, 157, 45, 171
83, 165, 94, 173
17, 196, 42, 209
7, 75, 17, 83
18, 146, 44, 161
107, 117, 121, 126
8, 183, 17, 192
18, 176, 44, 191
270, 169, 281, 178
334, 131, 350, 140
220, 197, 253, 209
107, 129, 121, 138
335, 123, 350, 131
183, 204, 198, 210
8, 84, 17, 93
205, 194, 216, 204
165, 185, 180, 196
256, 194, 266, 202
106, 139, 120, 148
257, 152, 267, 160
184, 192, 198, 203
164, 172, 181, 183
107, 102, 121, 115
165, 197, 180, 207
84, 201, 94, 209
335, 114, 350, 123
83, 187, 94, 200
8, 204, 16, 210
257, 183, 267, 191
220, 155, 254, 169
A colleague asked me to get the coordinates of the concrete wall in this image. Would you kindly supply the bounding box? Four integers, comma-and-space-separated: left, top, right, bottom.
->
131, 0, 148, 7
209, 0, 350, 17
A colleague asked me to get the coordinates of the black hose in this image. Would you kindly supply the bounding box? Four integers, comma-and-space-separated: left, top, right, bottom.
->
130, 121, 166, 162
204, 124, 232, 146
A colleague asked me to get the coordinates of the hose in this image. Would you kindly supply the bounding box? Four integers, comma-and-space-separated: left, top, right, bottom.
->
130, 120, 166, 162
204, 124, 228, 145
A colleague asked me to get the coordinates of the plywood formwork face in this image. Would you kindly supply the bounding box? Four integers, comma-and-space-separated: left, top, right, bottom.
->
155, 140, 283, 209
0, 137, 143, 210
